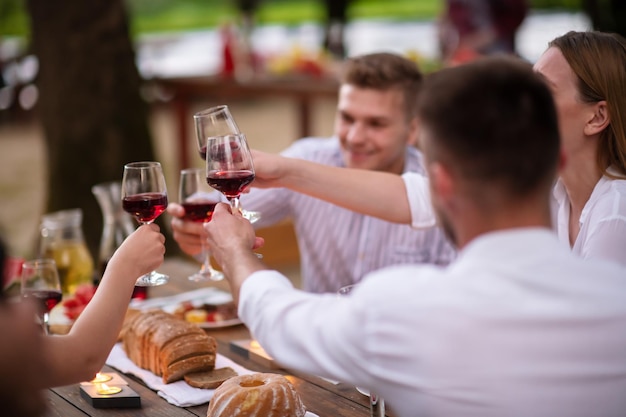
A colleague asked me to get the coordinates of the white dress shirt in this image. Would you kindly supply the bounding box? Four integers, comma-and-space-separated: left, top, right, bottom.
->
239, 228, 626, 417
240, 138, 456, 293
403, 171, 626, 266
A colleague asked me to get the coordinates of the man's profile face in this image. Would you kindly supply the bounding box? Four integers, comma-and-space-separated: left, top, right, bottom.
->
335, 84, 417, 174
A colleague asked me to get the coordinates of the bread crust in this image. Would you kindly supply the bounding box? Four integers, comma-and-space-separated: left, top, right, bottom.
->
121, 310, 217, 383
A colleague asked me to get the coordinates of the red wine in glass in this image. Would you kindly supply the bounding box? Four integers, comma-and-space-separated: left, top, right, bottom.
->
206, 170, 255, 198
182, 201, 217, 223
23, 289, 63, 314
122, 192, 168, 223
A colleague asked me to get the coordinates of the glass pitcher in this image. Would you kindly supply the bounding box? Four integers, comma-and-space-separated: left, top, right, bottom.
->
92, 181, 147, 299
39, 208, 95, 295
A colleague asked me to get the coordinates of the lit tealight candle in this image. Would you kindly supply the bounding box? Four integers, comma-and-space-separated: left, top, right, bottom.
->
95, 383, 122, 395
90, 373, 113, 384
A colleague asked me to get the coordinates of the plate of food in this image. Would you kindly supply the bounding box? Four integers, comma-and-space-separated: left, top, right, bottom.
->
130, 287, 242, 329
164, 298, 241, 328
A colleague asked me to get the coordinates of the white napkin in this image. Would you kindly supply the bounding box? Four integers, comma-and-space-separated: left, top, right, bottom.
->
106, 343, 253, 407
106, 344, 320, 416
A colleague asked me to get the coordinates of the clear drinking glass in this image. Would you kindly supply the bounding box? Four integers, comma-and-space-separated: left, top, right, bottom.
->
179, 168, 225, 282
121, 161, 169, 286
194, 105, 261, 223
337, 283, 386, 417
21, 259, 63, 335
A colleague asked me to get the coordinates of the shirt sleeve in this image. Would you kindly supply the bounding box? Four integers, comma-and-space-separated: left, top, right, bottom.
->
238, 270, 375, 387
402, 172, 437, 229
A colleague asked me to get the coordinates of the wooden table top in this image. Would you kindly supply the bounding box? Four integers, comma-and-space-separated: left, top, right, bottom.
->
43, 266, 382, 417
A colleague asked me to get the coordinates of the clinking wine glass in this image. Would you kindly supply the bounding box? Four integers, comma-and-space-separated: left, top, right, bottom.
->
121, 161, 169, 286
194, 105, 260, 224
337, 284, 386, 417
206, 133, 262, 258
179, 168, 225, 282
21, 259, 63, 335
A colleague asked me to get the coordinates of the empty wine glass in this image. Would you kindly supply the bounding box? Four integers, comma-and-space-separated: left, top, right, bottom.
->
337, 284, 386, 417
179, 168, 225, 282
21, 259, 62, 335
194, 105, 260, 223
121, 161, 169, 286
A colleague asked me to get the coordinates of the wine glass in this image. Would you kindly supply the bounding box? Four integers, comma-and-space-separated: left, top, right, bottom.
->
21, 259, 62, 335
194, 105, 261, 223
337, 284, 386, 417
205, 133, 256, 216
121, 161, 169, 286
179, 167, 225, 282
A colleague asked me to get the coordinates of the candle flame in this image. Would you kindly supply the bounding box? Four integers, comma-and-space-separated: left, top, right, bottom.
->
96, 383, 122, 395
90, 373, 113, 383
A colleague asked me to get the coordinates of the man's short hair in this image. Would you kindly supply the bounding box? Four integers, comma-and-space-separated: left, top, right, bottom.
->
417, 56, 560, 198
341, 52, 423, 121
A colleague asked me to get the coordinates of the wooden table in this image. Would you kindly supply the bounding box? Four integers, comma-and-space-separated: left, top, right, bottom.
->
43, 264, 380, 417
150, 74, 339, 173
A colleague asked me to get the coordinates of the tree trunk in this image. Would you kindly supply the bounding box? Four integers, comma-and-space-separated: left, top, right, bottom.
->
583, 0, 626, 38
26, 0, 177, 259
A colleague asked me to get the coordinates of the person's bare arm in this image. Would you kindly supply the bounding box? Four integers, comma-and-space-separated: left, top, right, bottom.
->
251, 149, 412, 224
43, 224, 165, 386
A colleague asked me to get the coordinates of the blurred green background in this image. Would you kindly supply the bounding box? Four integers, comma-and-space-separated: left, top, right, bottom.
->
0, 0, 584, 38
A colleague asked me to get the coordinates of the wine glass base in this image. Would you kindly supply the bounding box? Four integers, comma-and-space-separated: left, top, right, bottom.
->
188, 270, 225, 282
135, 271, 169, 286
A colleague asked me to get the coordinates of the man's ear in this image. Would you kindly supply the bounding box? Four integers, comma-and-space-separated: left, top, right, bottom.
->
584, 100, 610, 136
429, 161, 454, 203
407, 117, 420, 148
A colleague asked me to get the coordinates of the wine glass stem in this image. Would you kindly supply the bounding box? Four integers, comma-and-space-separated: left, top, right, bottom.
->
228, 196, 242, 214
43, 312, 50, 335
200, 237, 211, 273
370, 393, 385, 417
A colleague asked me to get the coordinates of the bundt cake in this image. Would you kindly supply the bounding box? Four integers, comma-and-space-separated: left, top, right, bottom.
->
207, 372, 306, 417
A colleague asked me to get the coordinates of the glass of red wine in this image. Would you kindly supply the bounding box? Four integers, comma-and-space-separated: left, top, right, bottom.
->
179, 168, 225, 282
21, 259, 62, 335
205, 133, 256, 214
194, 105, 260, 224
205, 133, 263, 258
121, 161, 169, 286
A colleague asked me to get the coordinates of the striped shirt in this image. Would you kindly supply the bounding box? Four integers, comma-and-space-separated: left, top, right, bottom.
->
240, 137, 457, 293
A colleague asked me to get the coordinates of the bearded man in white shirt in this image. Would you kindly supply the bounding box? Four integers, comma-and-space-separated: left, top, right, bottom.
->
204, 56, 626, 417
168, 52, 456, 293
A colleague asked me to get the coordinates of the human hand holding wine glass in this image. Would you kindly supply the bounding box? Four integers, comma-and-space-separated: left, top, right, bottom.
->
21, 259, 62, 335
337, 284, 386, 417
121, 161, 169, 286
194, 105, 260, 223
179, 168, 225, 282
206, 133, 263, 258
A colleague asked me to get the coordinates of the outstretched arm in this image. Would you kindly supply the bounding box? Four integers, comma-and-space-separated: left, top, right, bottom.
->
251, 149, 413, 224
43, 223, 165, 387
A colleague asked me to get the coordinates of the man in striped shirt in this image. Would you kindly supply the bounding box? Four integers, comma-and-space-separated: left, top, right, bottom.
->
168, 52, 456, 293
